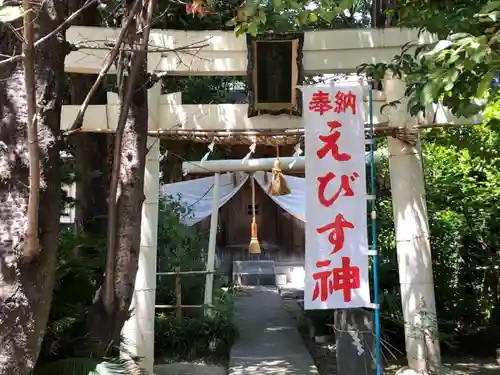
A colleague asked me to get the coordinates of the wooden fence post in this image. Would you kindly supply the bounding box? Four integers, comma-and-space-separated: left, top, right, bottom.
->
175, 267, 182, 321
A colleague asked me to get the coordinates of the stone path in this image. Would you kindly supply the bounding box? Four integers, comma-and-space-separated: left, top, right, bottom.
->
228, 286, 318, 375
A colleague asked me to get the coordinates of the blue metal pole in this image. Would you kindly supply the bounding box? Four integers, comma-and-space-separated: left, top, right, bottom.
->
368, 83, 382, 375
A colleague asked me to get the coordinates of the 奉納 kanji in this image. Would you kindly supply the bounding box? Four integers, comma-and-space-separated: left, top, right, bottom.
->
334, 90, 357, 114
308, 90, 333, 115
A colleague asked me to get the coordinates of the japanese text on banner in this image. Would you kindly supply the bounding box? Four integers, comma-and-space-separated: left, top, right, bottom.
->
302, 84, 371, 310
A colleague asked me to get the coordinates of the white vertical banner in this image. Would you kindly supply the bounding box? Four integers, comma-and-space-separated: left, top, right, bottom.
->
301, 82, 371, 310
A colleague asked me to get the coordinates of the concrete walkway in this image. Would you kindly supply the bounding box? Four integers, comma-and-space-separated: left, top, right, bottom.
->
228, 286, 318, 375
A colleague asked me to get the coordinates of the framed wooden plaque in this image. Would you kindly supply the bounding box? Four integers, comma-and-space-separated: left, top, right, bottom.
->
246, 32, 304, 118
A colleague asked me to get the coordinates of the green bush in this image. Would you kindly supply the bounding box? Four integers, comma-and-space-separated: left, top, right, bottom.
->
39, 195, 237, 368
38, 230, 105, 363
154, 197, 238, 363
156, 196, 209, 312
375, 123, 500, 355
154, 289, 238, 363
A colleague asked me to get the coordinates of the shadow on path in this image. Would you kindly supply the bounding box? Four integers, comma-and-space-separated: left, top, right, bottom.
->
228, 286, 318, 375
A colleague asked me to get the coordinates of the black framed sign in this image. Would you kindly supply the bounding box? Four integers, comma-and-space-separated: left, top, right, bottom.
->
246, 32, 304, 118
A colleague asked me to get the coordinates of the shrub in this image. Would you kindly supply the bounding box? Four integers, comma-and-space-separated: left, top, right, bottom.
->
154, 289, 238, 363
154, 197, 238, 363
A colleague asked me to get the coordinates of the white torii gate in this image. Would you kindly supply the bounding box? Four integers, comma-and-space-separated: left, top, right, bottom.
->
62, 25, 480, 375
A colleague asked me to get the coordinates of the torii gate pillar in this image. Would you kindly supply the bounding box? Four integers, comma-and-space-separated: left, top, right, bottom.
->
121, 82, 161, 374
384, 75, 441, 374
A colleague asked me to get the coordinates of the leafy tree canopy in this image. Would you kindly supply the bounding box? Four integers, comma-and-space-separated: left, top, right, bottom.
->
361, 0, 500, 120
185, 0, 363, 35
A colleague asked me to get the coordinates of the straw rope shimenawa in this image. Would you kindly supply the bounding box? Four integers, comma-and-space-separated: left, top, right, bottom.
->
83, 122, 479, 146
153, 122, 426, 145
248, 174, 261, 254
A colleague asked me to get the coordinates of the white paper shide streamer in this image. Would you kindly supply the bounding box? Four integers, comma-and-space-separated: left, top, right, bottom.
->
242, 142, 256, 162
200, 139, 216, 164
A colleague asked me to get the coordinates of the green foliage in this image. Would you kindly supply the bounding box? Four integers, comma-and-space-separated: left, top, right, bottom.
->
375, 124, 500, 354
39, 230, 105, 362
36, 232, 154, 372
40, 196, 237, 368
229, 0, 361, 36
154, 0, 241, 30
156, 196, 208, 308
104, 0, 369, 33
360, 0, 500, 118
153, 196, 237, 362
154, 290, 237, 362
395, 0, 488, 39
162, 76, 244, 104
423, 124, 500, 347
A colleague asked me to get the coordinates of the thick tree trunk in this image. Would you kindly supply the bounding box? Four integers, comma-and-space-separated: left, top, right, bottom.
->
85, 68, 149, 357
0, 2, 65, 374
83, 1, 150, 353
110, 63, 149, 336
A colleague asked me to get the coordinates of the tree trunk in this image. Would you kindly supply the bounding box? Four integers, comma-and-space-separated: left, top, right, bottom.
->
0, 2, 65, 373
83, 0, 151, 354
85, 68, 149, 357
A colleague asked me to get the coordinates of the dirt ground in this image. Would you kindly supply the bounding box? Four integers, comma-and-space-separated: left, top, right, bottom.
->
282, 297, 500, 375
384, 358, 499, 375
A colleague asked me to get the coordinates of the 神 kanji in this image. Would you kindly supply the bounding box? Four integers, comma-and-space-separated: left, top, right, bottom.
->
312, 259, 334, 302
317, 171, 360, 207
334, 90, 356, 114
311, 257, 361, 303
308, 90, 332, 115
316, 120, 351, 161
316, 213, 354, 255
332, 257, 360, 302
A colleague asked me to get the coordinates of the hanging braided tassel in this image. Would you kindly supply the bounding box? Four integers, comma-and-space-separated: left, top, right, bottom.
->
268, 145, 291, 196
248, 175, 261, 254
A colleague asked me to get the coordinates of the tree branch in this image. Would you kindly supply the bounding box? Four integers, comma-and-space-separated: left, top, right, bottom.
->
22, 0, 40, 262
65, 38, 212, 136
0, 0, 97, 67
71, 42, 210, 54
66, 0, 143, 133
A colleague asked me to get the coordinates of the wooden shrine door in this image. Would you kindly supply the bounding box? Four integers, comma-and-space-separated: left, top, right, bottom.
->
221, 180, 278, 250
